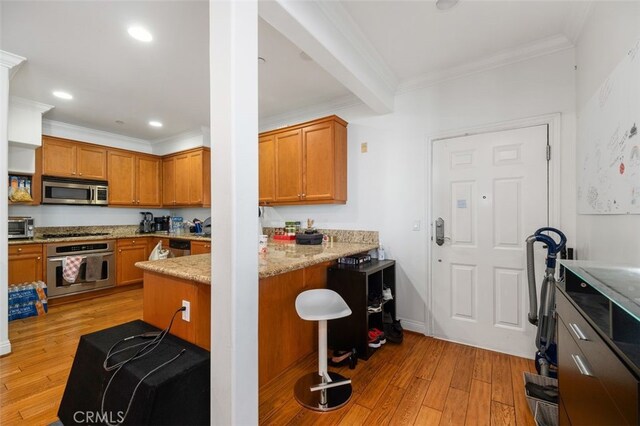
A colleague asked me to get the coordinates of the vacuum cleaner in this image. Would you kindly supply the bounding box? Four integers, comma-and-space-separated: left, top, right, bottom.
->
526, 227, 566, 378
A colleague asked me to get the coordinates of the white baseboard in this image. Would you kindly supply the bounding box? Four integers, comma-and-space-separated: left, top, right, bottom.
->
0, 340, 12, 356
397, 317, 427, 335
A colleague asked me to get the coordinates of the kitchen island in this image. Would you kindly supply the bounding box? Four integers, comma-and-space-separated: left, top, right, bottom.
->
136, 240, 378, 385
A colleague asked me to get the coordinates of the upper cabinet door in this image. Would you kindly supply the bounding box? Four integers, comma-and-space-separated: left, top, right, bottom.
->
302, 122, 334, 201
275, 129, 302, 203
76, 145, 107, 180
188, 150, 203, 204
42, 138, 76, 177
259, 135, 276, 204
107, 150, 136, 205
173, 154, 191, 205
137, 155, 162, 207
162, 157, 176, 206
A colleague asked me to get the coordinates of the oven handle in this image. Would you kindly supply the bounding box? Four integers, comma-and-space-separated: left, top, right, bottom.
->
48, 252, 114, 262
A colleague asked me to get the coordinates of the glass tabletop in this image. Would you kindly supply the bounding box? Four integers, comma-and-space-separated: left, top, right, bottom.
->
560, 260, 640, 323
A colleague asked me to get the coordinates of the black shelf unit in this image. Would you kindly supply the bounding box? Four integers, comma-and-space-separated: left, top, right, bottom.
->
327, 259, 396, 360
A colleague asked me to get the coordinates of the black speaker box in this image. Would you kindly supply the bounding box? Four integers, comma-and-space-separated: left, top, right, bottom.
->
58, 320, 210, 425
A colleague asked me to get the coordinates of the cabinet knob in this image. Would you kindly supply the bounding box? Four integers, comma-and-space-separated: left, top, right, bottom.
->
132, 240, 136, 244
79, 173, 83, 176
72, 172, 76, 175
119, 249, 122, 253
132, 200, 136, 203
37, 256, 41, 260
17, 248, 22, 252
302, 193, 306, 197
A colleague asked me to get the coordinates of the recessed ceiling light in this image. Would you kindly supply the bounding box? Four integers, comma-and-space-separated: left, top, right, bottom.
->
128, 26, 153, 42
149, 120, 163, 128
436, 0, 459, 11
53, 91, 73, 100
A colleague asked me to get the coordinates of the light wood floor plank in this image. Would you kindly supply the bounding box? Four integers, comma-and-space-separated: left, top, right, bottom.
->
465, 380, 491, 426
389, 377, 430, 426
491, 352, 514, 406
439, 387, 469, 426
365, 384, 406, 425
509, 357, 536, 426
414, 406, 443, 425
422, 342, 462, 411
415, 338, 446, 381
473, 349, 493, 383
338, 403, 371, 426
356, 361, 399, 409
451, 344, 476, 392
490, 401, 516, 426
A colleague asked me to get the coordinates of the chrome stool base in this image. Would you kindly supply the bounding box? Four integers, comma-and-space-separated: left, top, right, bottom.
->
294, 372, 352, 412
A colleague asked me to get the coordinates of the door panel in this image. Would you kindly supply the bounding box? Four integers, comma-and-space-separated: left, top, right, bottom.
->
77, 146, 107, 180
107, 151, 136, 205
137, 156, 162, 207
43, 139, 76, 177
432, 125, 548, 356
162, 158, 176, 206
188, 151, 203, 204
259, 135, 276, 203
174, 155, 190, 205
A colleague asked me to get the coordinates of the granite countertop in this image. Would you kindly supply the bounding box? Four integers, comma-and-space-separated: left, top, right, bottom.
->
9, 231, 211, 245
135, 240, 378, 284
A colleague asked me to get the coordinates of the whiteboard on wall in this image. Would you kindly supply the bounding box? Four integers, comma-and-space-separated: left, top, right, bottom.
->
577, 38, 640, 214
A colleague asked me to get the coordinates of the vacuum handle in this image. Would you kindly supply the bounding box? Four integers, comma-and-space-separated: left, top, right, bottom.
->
535, 227, 567, 254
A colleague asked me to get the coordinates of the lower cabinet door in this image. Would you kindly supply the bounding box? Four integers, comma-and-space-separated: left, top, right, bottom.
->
116, 243, 149, 285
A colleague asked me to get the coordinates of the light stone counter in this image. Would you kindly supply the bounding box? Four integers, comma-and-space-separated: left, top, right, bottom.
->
135, 240, 378, 283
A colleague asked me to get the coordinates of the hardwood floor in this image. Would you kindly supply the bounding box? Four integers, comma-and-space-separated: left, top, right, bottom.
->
259, 333, 538, 426
0, 288, 143, 425
1, 289, 537, 426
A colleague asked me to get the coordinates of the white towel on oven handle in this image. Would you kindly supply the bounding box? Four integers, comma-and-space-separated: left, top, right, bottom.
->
62, 256, 83, 283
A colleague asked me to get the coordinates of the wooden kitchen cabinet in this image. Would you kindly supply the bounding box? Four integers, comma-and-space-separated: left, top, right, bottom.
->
190, 241, 211, 255
42, 136, 107, 180
116, 238, 150, 286
108, 150, 161, 207
258, 135, 276, 204
259, 115, 347, 206
162, 148, 210, 207
8, 244, 44, 285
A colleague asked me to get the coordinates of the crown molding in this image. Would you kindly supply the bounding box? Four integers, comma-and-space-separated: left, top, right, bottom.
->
0, 51, 26, 69
10, 96, 54, 115
315, 1, 398, 93
564, 1, 595, 44
259, 94, 362, 131
397, 34, 574, 94
150, 127, 206, 145
43, 119, 152, 151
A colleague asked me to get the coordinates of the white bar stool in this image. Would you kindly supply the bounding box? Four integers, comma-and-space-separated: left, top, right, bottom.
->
294, 289, 353, 411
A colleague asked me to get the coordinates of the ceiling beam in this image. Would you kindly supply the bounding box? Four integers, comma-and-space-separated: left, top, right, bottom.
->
259, 0, 397, 114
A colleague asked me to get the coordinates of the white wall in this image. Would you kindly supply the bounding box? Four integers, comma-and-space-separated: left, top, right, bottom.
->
264, 48, 577, 332
575, 2, 640, 263
8, 204, 170, 227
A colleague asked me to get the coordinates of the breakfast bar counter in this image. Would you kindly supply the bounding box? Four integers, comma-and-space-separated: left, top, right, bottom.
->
136, 239, 378, 385
135, 240, 378, 282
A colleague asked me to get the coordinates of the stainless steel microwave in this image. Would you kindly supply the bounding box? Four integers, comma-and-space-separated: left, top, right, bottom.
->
8, 216, 35, 239
42, 177, 108, 206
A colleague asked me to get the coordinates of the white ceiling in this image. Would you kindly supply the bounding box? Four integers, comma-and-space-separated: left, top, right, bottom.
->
1, 1, 588, 142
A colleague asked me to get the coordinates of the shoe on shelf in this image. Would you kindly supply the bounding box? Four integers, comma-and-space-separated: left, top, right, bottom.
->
367, 304, 382, 313
328, 348, 358, 369
382, 287, 393, 301
383, 320, 403, 344
369, 328, 386, 344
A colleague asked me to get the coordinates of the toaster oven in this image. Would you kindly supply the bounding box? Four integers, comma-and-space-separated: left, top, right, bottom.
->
8, 216, 35, 239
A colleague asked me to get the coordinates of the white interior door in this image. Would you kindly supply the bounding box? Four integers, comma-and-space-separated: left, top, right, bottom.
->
431, 125, 548, 357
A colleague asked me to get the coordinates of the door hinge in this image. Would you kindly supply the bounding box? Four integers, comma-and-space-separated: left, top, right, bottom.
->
546, 145, 551, 161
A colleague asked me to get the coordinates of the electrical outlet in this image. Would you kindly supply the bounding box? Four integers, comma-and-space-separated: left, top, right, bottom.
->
182, 300, 191, 322
361, 142, 368, 153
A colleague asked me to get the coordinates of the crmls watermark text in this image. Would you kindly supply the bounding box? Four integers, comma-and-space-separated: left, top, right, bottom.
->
73, 411, 125, 424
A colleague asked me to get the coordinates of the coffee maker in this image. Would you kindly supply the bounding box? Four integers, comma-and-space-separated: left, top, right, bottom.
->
154, 216, 171, 233
139, 212, 154, 234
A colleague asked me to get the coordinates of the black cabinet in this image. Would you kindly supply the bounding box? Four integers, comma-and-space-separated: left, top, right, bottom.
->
327, 259, 396, 360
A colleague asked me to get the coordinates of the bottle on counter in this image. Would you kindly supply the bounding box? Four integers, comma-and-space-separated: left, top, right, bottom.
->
378, 244, 386, 261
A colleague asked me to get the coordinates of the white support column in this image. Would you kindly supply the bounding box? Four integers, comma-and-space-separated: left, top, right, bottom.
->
0, 51, 26, 356
209, 1, 259, 425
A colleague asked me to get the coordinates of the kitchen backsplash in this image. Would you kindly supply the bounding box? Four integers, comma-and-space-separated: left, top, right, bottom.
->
262, 227, 378, 245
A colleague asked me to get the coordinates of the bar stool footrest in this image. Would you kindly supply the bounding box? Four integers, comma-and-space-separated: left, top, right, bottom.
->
294, 372, 352, 412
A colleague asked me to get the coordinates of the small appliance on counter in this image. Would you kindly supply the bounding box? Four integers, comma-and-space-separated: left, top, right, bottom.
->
202, 217, 211, 236
139, 212, 154, 234
8, 216, 35, 239
295, 218, 323, 245
154, 216, 171, 233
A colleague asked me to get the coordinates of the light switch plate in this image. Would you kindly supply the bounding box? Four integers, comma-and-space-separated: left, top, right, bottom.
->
361, 142, 368, 153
